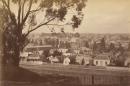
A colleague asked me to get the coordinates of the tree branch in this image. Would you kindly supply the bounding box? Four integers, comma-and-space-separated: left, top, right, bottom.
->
24, 17, 56, 37
7, 0, 10, 8
20, 0, 33, 27
22, 0, 26, 21
1, 0, 17, 25
29, 7, 42, 14
17, 0, 21, 26
45, 23, 72, 26
22, 0, 78, 37
1, 0, 11, 16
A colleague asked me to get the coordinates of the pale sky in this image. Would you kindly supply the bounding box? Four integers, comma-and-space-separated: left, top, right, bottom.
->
78, 0, 130, 33
1, 0, 130, 33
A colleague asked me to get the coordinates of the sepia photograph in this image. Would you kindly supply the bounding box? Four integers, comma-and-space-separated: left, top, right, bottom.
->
0, 0, 130, 86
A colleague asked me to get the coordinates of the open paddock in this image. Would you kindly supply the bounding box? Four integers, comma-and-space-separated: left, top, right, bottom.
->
20, 63, 130, 86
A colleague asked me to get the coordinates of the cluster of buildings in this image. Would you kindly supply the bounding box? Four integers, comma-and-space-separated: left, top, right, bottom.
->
20, 45, 111, 66
20, 33, 130, 67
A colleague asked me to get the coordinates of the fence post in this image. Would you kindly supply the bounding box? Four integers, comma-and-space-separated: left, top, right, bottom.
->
92, 74, 94, 85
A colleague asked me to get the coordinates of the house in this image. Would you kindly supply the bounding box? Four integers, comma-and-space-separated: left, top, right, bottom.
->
25, 45, 52, 53
63, 53, 71, 56
20, 52, 29, 63
47, 55, 59, 64
20, 53, 43, 65
75, 54, 84, 65
73, 49, 80, 54
27, 54, 43, 64
124, 58, 130, 67
124, 52, 130, 67
81, 47, 93, 55
63, 57, 70, 65
93, 53, 110, 66
49, 49, 56, 54
20, 52, 29, 57
58, 48, 68, 53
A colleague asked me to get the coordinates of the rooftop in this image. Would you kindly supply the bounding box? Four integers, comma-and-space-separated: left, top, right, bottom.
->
94, 53, 110, 60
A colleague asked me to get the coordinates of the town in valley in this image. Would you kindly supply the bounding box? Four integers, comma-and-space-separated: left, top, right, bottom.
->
20, 33, 130, 68
0, 0, 130, 85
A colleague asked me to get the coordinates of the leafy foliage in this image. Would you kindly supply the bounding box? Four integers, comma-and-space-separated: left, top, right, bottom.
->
28, 14, 37, 26
0, 0, 87, 66
40, 0, 53, 8
109, 43, 115, 52
93, 42, 97, 52
85, 41, 89, 48
0, 8, 9, 30
76, 2, 86, 11
72, 15, 81, 28
57, 7, 67, 21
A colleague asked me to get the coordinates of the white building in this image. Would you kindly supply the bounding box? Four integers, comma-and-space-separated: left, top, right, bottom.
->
93, 54, 110, 66
125, 58, 130, 67
124, 52, 130, 67
20, 54, 43, 65
63, 57, 70, 65
58, 48, 68, 53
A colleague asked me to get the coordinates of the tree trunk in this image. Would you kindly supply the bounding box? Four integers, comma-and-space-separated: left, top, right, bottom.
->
2, 25, 22, 67
13, 45, 20, 66
0, 29, 4, 66
2, 44, 20, 67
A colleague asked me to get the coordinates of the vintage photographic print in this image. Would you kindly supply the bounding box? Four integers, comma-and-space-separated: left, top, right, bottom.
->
0, 0, 130, 86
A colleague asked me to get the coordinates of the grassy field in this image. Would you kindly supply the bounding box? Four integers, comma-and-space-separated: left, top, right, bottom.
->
20, 63, 130, 77
0, 64, 130, 86
0, 65, 75, 86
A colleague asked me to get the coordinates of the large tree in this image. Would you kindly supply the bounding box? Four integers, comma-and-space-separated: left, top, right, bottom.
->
109, 42, 115, 52
85, 40, 89, 48
100, 37, 106, 52
0, 7, 9, 65
0, 0, 87, 66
